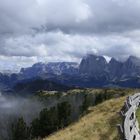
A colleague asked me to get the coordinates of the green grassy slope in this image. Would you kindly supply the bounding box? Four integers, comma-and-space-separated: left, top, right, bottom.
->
37, 88, 140, 140
44, 96, 126, 140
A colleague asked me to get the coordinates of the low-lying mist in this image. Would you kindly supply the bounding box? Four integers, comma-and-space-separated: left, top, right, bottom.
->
0, 93, 45, 140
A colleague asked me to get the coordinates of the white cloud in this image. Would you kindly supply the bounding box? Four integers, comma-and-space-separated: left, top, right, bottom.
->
1, 0, 140, 71
1, 30, 140, 71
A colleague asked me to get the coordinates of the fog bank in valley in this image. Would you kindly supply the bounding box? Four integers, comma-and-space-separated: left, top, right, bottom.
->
0, 93, 45, 140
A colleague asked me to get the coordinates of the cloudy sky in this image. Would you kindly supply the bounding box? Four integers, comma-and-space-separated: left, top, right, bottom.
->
1, 0, 140, 72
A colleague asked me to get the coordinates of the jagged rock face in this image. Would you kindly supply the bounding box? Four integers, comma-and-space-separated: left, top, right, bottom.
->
20, 62, 79, 79
20, 63, 47, 79
46, 62, 78, 75
79, 54, 140, 82
109, 56, 140, 79
79, 54, 107, 75
108, 58, 123, 79
121, 56, 140, 77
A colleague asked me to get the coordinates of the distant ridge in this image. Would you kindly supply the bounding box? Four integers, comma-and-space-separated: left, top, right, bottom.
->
1, 54, 140, 93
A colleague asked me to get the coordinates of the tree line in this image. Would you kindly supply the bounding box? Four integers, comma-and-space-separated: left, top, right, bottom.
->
11, 101, 71, 140
11, 90, 117, 140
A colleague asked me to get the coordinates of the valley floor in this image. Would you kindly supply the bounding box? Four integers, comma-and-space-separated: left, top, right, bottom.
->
43, 96, 126, 140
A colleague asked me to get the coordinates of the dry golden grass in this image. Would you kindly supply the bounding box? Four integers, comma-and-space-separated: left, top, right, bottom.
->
43, 96, 127, 140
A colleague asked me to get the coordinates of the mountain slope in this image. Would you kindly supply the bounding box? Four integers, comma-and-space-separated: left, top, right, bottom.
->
20, 62, 79, 79
43, 96, 126, 140
13, 79, 71, 94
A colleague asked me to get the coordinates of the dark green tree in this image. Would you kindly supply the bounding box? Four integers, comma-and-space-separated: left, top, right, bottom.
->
30, 118, 41, 138
57, 101, 71, 128
31, 102, 71, 138
31, 107, 58, 138
80, 95, 90, 114
11, 117, 30, 140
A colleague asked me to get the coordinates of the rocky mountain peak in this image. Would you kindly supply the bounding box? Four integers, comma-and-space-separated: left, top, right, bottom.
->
32, 62, 46, 67
83, 54, 107, 62
126, 56, 140, 66
46, 62, 79, 75
109, 58, 118, 64
79, 54, 107, 75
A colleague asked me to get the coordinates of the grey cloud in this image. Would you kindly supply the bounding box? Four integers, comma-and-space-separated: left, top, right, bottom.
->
1, 0, 140, 34
0, 30, 140, 71
42, 0, 140, 34
1, 0, 140, 71
0, 0, 91, 34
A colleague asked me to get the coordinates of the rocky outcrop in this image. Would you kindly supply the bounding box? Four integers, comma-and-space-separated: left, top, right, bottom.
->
20, 62, 79, 79
121, 56, 140, 78
79, 54, 107, 75
46, 62, 78, 75
108, 58, 123, 79
79, 54, 140, 80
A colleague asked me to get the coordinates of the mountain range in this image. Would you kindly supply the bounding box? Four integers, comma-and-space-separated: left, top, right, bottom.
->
80, 55, 140, 79
1, 54, 140, 94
